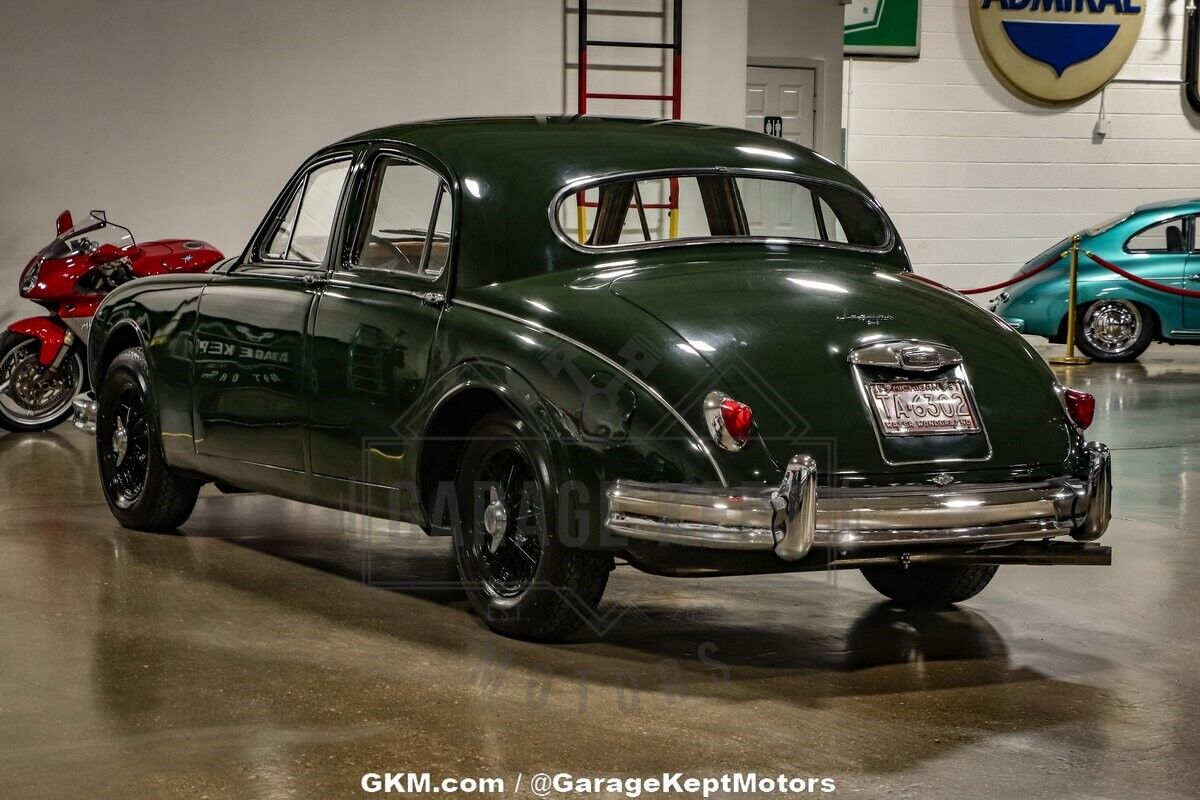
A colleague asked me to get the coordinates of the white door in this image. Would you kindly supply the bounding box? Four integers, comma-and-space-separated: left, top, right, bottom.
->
744, 66, 820, 239
745, 66, 817, 148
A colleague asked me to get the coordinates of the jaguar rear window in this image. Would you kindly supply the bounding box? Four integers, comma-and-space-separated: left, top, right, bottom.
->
555, 172, 891, 251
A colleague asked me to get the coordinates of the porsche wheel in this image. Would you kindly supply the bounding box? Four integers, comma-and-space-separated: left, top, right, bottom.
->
453, 412, 612, 641
1076, 300, 1153, 362
96, 348, 200, 531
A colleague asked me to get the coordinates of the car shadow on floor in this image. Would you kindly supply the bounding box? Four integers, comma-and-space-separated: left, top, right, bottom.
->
173, 493, 1113, 691
24, 488, 1113, 778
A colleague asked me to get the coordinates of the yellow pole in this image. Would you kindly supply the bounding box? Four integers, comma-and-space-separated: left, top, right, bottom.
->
668, 208, 680, 239
577, 202, 588, 244
1049, 234, 1092, 366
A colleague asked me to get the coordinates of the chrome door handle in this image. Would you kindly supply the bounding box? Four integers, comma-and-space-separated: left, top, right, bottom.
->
1188, 274, 1200, 282
301, 274, 327, 288
419, 292, 446, 307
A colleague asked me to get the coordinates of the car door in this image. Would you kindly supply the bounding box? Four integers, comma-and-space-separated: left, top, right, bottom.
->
1123, 215, 1190, 335
192, 151, 356, 470
1185, 216, 1200, 331
307, 146, 452, 493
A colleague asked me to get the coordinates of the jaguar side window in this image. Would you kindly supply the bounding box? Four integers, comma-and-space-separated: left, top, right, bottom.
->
356, 158, 451, 277
262, 159, 351, 264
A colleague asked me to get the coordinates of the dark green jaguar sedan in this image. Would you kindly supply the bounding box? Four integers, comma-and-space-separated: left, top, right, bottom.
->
73, 117, 1113, 640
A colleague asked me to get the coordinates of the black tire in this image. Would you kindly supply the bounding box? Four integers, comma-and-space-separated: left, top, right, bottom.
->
452, 411, 612, 641
0, 331, 85, 432
860, 564, 998, 607
1074, 300, 1154, 362
96, 348, 200, 531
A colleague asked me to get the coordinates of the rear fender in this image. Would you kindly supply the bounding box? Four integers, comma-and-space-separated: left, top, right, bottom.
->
416, 359, 574, 514
7, 316, 69, 366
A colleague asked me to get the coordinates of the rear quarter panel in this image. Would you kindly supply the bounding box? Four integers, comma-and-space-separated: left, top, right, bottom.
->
429, 283, 783, 548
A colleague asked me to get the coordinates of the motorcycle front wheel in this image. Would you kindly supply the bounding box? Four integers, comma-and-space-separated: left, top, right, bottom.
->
0, 331, 86, 432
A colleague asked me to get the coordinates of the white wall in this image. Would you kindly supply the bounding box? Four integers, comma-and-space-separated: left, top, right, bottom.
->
843, 0, 1200, 291
0, 0, 746, 325
747, 0, 846, 160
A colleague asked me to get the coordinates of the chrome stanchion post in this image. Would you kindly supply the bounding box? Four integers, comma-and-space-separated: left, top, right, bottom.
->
1050, 234, 1092, 366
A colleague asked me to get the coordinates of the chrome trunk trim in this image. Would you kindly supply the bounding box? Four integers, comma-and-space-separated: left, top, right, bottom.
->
848, 340, 963, 372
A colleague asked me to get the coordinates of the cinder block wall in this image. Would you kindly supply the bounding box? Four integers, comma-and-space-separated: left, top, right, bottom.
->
844, 0, 1199, 292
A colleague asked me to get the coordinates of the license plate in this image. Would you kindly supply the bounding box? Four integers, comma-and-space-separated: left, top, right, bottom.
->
867, 380, 981, 437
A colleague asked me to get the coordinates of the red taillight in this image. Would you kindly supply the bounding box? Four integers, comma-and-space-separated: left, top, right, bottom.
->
1064, 388, 1095, 430
705, 392, 754, 451
720, 398, 754, 445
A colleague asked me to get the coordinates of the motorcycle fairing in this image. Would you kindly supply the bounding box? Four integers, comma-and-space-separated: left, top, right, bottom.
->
8, 316, 69, 366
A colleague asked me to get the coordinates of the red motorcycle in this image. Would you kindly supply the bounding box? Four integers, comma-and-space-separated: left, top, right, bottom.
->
1, 210, 223, 431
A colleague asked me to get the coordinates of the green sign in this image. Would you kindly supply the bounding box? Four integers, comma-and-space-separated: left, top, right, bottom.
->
845, 0, 921, 58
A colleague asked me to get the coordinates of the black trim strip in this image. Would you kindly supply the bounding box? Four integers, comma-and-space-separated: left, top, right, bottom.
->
1187, 3, 1200, 114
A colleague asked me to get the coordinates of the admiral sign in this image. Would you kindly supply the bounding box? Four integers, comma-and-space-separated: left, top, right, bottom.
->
972, 0, 1146, 105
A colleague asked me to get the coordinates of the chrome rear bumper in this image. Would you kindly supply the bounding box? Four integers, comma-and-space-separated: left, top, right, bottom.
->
606, 442, 1112, 562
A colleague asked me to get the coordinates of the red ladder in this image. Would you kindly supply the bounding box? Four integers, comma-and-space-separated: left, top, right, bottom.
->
578, 0, 683, 119
574, 0, 683, 241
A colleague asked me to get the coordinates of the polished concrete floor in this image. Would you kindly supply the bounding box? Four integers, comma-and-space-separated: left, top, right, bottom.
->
1, 344, 1198, 799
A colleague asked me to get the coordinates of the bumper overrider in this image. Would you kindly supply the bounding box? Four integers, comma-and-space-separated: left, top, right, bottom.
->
607, 442, 1112, 563
72, 392, 97, 434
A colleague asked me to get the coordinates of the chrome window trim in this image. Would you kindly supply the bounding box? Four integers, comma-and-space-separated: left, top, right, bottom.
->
548, 167, 897, 257
453, 299, 727, 487
325, 276, 434, 302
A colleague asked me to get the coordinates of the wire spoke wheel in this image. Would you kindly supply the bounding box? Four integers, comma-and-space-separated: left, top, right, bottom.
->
103, 386, 151, 509
453, 411, 612, 640
0, 338, 82, 426
1083, 300, 1142, 355
470, 443, 545, 598
95, 348, 200, 530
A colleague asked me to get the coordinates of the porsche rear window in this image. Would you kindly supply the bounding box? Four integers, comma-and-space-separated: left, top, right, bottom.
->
556, 173, 891, 251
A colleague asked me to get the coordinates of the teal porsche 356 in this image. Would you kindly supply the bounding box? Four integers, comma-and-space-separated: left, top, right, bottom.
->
73, 117, 1113, 640
990, 198, 1200, 362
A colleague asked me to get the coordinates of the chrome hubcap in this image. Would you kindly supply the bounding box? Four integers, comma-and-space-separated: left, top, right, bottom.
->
470, 443, 543, 598
103, 387, 151, 509
112, 417, 129, 466
1084, 300, 1142, 354
483, 486, 509, 553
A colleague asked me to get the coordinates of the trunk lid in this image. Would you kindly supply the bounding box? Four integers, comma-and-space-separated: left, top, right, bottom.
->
609, 252, 1071, 477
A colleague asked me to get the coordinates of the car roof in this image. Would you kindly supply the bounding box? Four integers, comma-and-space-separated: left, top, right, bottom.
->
1133, 197, 1200, 214
329, 116, 889, 288
337, 115, 861, 192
